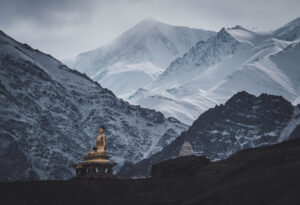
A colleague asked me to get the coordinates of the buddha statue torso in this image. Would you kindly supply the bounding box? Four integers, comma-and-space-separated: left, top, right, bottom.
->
87, 127, 107, 156
95, 132, 106, 153
85, 126, 109, 163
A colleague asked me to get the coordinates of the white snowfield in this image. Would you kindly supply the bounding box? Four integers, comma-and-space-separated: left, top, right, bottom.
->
129, 18, 300, 125
72, 18, 216, 98
71, 18, 300, 125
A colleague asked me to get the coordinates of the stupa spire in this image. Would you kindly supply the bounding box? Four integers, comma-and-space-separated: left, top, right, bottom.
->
179, 140, 194, 156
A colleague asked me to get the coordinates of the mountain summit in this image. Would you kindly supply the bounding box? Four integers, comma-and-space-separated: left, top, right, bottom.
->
128, 17, 300, 124
273, 17, 300, 41
72, 19, 215, 98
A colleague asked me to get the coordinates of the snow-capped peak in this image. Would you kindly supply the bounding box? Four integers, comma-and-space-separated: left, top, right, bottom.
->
138, 17, 160, 24
157, 27, 250, 82
133, 18, 166, 29
273, 17, 300, 41
127, 18, 300, 125
216, 27, 235, 40
115, 18, 172, 42
226, 26, 271, 46
72, 19, 215, 98
279, 17, 300, 30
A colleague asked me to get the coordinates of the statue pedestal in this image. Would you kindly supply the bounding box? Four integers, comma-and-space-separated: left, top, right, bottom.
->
73, 128, 117, 179
74, 161, 117, 179
84, 152, 110, 163
74, 152, 117, 179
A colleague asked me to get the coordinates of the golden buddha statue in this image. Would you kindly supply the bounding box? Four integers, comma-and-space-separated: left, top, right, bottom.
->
94, 126, 107, 154
74, 125, 117, 179
84, 126, 109, 163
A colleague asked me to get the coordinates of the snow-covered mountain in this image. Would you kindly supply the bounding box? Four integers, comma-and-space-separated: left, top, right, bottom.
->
72, 18, 215, 98
273, 17, 300, 41
158, 27, 252, 83
211, 18, 300, 104
212, 40, 300, 104
118, 91, 300, 178
0, 30, 187, 181
129, 18, 300, 125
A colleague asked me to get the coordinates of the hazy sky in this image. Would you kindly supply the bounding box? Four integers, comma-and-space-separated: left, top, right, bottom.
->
1, 0, 299, 61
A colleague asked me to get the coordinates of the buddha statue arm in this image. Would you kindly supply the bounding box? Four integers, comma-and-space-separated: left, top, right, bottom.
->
96, 135, 101, 147
103, 134, 107, 151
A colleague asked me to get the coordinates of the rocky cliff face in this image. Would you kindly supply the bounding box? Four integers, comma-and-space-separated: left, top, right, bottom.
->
0, 30, 187, 181
118, 91, 299, 178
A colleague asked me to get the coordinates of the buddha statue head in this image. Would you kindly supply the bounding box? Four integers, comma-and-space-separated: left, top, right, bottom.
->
99, 126, 105, 135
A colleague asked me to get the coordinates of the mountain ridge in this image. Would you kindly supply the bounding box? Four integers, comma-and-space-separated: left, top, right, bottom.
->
128, 17, 300, 125
72, 19, 216, 98
118, 91, 299, 178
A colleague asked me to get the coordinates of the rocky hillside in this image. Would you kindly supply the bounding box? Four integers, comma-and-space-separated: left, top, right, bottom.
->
0, 30, 187, 181
118, 91, 300, 178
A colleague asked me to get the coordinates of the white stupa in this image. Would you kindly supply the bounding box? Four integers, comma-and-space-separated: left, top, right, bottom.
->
179, 140, 194, 156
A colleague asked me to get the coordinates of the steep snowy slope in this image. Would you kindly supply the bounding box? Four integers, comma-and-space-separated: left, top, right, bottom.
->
158, 28, 252, 83
129, 27, 255, 124
212, 40, 300, 104
72, 18, 215, 97
128, 18, 300, 125
118, 92, 300, 178
273, 17, 300, 41
129, 87, 218, 125
0, 30, 187, 181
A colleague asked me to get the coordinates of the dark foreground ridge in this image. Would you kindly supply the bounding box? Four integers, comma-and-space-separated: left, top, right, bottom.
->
1, 138, 300, 205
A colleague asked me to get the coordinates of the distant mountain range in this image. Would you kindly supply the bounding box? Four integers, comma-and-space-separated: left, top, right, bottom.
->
118, 91, 300, 178
71, 18, 215, 98
0, 30, 187, 181
72, 18, 300, 125
1, 17, 299, 182
130, 18, 300, 125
